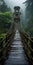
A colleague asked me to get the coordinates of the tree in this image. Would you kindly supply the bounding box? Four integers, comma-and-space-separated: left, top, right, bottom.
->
25, 0, 33, 18
23, 0, 33, 37
0, 0, 13, 33
0, 0, 11, 12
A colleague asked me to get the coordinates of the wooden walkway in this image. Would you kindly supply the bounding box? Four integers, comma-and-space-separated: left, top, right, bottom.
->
4, 30, 29, 65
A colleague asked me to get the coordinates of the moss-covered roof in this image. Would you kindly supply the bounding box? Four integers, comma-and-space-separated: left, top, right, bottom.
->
14, 6, 20, 10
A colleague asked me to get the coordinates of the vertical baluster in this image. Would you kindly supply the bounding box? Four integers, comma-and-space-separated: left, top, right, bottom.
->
0, 38, 3, 65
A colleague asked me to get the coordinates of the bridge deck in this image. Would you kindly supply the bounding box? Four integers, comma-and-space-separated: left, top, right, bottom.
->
4, 30, 29, 65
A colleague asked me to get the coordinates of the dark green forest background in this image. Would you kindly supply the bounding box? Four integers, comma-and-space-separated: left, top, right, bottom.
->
21, 0, 33, 37
0, 0, 13, 37
0, 0, 13, 32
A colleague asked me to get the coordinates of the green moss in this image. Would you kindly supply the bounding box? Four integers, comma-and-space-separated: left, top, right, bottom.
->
0, 33, 6, 38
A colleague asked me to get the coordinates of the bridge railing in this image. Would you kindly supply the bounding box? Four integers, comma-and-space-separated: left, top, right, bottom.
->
19, 29, 33, 64
0, 24, 15, 65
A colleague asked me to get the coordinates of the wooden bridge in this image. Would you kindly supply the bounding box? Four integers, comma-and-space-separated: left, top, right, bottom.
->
0, 6, 33, 65
0, 23, 33, 65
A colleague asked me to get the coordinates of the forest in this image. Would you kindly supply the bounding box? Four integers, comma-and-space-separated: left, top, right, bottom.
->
0, 0, 33, 37
21, 0, 33, 37
0, 0, 13, 38
0, 0, 33, 65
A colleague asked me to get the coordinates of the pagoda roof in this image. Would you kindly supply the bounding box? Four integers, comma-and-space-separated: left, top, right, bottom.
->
14, 6, 20, 10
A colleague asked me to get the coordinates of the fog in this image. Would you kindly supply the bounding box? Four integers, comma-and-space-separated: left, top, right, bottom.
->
4, 0, 26, 23
4, 0, 26, 12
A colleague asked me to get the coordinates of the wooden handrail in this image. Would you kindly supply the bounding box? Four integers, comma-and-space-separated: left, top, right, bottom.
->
19, 29, 33, 42
19, 28, 33, 64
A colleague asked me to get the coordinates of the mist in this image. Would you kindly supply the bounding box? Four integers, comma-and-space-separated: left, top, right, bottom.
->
4, 0, 26, 12
4, 0, 26, 25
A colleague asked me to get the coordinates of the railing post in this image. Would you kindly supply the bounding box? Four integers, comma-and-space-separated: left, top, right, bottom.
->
0, 38, 3, 48
0, 38, 3, 65
30, 41, 33, 49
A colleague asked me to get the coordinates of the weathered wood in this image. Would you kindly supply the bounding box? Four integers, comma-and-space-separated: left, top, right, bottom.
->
19, 29, 33, 65
0, 26, 15, 65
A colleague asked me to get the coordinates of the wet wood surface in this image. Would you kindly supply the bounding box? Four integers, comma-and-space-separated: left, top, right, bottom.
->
4, 30, 29, 65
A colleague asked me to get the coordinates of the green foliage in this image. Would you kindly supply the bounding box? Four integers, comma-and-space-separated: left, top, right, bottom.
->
24, 0, 33, 15
22, 0, 33, 37
0, 0, 13, 34
0, 33, 6, 38
0, 0, 10, 12
0, 11, 12, 23
0, 11, 13, 33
